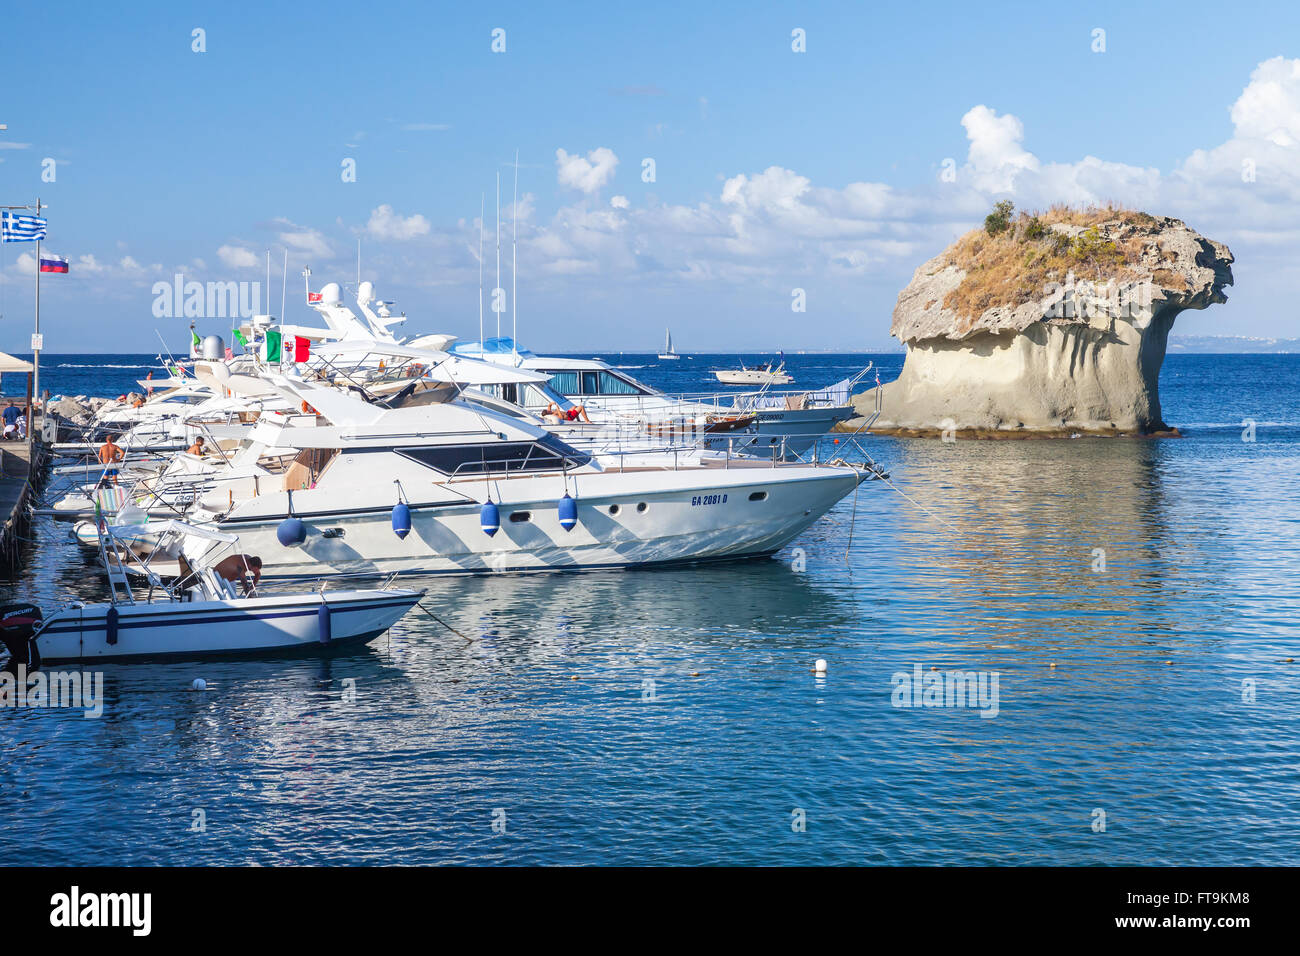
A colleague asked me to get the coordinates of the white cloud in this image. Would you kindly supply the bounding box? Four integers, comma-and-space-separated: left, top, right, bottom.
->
272, 219, 334, 259
610, 195, 630, 209
960, 105, 1040, 193
556, 147, 619, 194
365, 204, 431, 241
1229, 56, 1300, 148
218, 245, 260, 269
508, 192, 536, 223
0, 142, 31, 150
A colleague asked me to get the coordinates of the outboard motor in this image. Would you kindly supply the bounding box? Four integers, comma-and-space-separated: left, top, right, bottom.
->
0, 603, 43, 674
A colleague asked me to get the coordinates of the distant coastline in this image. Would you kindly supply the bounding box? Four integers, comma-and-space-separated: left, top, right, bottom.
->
4, 337, 1300, 359
1167, 335, 1300, 354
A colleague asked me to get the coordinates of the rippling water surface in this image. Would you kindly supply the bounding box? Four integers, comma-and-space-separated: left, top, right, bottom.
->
2, 354, 1298, 865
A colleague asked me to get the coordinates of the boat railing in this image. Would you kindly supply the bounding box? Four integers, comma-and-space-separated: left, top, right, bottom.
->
574, 363, 873, 419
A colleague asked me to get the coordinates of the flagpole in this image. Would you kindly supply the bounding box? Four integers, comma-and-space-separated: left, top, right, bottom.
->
33, 197, 41, 416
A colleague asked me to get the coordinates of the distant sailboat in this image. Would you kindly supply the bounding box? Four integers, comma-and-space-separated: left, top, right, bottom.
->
658, 328, 681, 360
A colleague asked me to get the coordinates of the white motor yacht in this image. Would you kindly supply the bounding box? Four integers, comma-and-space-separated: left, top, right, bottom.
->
454, 338, 858, 458
713, 359, 795, 386
178, 372, 873, 579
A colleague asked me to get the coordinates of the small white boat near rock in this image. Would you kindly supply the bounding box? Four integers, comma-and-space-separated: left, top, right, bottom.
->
712, 358, 794, 386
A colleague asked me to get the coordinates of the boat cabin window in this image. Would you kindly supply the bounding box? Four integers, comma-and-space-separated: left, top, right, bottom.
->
543, 369, 647, 397
397, 434, 590, 476
545, 370, 581, 395
482, 382, 570, 411
596, 371, 643, 395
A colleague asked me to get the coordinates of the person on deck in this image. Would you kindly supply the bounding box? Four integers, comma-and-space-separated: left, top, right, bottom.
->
212, 554, 262, 595
542, 401, 591, 424
97, 435, 125, 485
186, 436, 206, 456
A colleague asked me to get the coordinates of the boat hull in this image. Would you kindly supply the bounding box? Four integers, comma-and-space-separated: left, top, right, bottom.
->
213, 467, 862, 579
713, 371, 794, 385
32, 589, 422, 663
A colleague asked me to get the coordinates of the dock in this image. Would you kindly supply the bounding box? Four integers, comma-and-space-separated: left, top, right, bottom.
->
0, 429, 46, 573
1, 351, 42, 574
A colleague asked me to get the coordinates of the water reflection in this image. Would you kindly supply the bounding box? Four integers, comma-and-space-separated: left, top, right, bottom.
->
853, 435, 1221, 652
5, 422, 1300, 865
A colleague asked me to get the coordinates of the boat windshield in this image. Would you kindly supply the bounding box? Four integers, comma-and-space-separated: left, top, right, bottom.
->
396, 433, 591, 477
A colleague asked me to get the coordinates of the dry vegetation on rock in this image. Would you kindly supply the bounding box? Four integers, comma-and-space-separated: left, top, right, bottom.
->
940, 202, 1165, 320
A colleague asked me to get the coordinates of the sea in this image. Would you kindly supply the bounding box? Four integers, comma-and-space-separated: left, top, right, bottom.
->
1, 351, 1298, 865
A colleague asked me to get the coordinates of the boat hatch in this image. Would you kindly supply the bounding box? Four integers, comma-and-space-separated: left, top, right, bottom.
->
284, 447, 339, 490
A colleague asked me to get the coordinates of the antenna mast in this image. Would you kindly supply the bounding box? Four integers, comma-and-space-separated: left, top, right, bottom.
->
478, 194, 484, 350
495, 172, 501, 341
512, 151, 518, 360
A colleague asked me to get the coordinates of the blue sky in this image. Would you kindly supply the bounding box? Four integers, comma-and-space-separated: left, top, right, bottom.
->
2, 0, 1299, 353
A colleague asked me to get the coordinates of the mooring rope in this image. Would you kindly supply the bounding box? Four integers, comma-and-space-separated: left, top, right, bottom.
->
879, 475, 964, 534
416, 602, 473, 643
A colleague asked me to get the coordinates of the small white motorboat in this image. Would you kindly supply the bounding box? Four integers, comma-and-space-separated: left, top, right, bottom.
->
712, 358, 794, 386
0, 519, 423, 667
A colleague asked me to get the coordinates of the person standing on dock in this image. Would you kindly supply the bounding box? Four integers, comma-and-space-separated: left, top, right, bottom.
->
97, 434, 125, 484
2, 401, 19, 440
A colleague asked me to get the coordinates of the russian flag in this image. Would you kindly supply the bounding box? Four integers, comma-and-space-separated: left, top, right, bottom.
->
39, 254, 69, 274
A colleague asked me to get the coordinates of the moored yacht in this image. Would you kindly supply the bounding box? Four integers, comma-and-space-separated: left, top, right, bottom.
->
182, 373, 871, 579
454, 338, 859, 458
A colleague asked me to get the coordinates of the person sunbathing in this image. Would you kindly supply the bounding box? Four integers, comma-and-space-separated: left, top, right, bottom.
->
542, 401, 591, 424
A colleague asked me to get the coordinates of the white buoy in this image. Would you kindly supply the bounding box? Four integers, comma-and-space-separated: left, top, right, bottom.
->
191, 678, 207, 691
813, 659, 827, 674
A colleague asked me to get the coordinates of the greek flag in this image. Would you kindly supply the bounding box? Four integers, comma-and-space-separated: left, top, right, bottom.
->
1, 211, 47, 242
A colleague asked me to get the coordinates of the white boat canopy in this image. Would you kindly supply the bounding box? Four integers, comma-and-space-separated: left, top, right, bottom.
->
310, 341, 549, 385
108, 518, 240, 545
